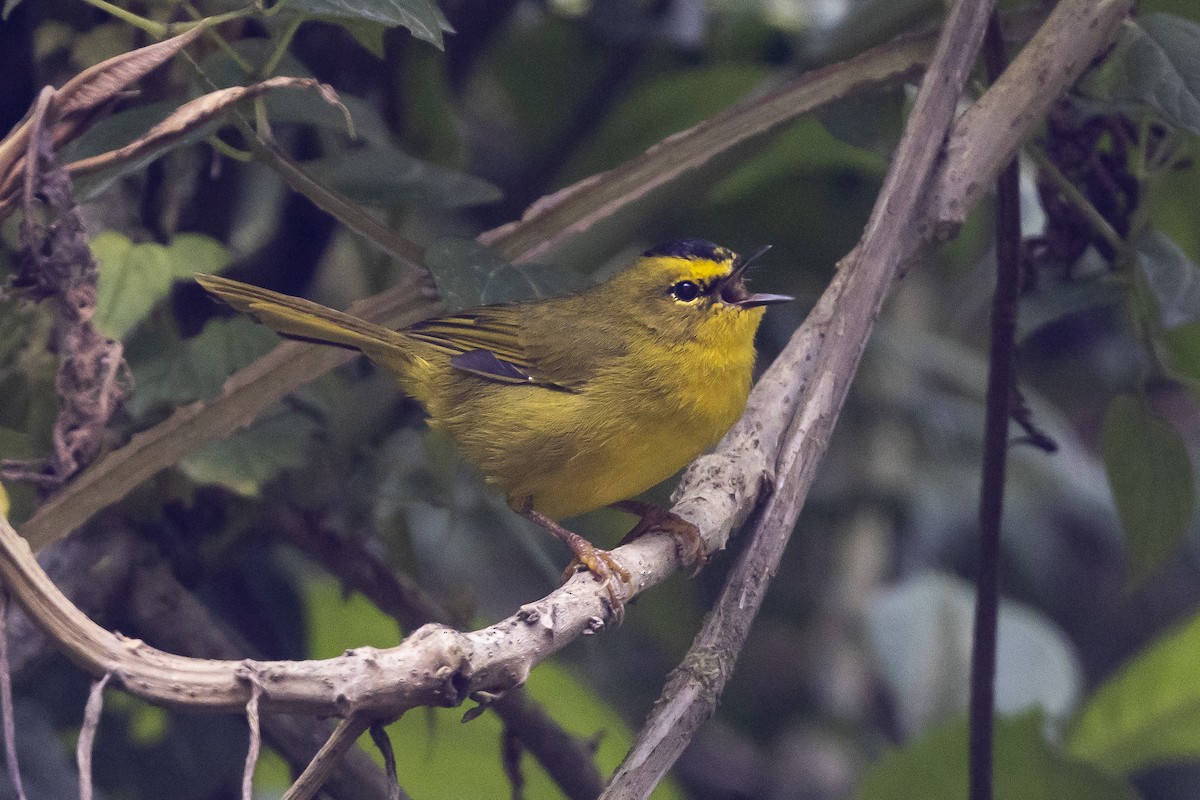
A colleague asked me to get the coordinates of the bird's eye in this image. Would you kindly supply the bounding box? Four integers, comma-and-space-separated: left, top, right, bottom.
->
670, 280, 701, 302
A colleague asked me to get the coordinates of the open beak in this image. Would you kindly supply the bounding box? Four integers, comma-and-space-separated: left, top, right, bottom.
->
719, 245, 793, 308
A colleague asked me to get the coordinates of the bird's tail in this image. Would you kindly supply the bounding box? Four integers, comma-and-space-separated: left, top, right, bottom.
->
196, 274, 404, 354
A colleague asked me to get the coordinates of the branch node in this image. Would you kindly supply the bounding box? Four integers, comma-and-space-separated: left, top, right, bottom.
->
516, 602, 556, 633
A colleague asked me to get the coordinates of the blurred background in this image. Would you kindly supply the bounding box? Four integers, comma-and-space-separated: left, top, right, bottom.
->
1, 0, 1199, 797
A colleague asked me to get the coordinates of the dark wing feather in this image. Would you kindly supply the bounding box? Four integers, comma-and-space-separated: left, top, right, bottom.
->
405, 306, 573, 390
404, 289, 627, 390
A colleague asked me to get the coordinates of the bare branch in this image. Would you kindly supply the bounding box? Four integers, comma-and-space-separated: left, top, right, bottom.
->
76, 671, 112, 800
282, 715, 372, 800
0, 591, 28, 800
243, 680, 264, 800
274, 506, 606, 799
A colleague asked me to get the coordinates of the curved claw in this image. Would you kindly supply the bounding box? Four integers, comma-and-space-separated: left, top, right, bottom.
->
563, 544, 630, 624
610, 500, 708, 576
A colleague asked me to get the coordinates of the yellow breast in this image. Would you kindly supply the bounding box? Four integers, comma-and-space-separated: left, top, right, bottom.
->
419, 304, 763, 520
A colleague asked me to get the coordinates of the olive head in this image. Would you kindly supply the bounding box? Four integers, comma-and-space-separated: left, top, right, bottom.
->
613, 239, 791, 345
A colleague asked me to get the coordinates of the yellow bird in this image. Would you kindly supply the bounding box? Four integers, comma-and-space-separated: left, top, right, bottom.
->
197, 239, 789, 615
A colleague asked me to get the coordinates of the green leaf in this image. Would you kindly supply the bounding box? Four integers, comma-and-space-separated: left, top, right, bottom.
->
1081, 13, 1200, 135
1135, 230, 1200, 328
1101, 394, 1196, 581
93, 232, 232, 340
127, 317, 279, 415
1068, 609, 1200, 773
1162, 321, 1200, 383
424, 238, 589, 311
710, 116, 888, 207
302, 146, 501, 210
181, 406, 318, 496
167, 233, 231, 278
93, 232, 173, 340
858, 711, 1138, 800
286, 0, 453, 49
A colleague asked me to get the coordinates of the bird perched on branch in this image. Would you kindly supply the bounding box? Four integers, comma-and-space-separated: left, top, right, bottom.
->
197, 239, 790, 618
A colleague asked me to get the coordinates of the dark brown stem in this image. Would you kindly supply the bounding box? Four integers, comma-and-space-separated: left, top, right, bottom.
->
969, 13, 1021, 800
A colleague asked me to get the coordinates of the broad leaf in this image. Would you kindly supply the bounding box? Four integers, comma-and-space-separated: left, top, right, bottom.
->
93, 232, 173, 340
1018, 272, 1124, 341
287, 0, 453, 49
93, 232, 231, 340
303, 146, 501, 210
127, 317, 279, 415
1069, 609, 1200, 773
858, 711, 1138, 800
424, 238, 589, 311
1081, 14, 1200, 135
1101, 393, 1195, 581
181, 406, 318, 497
1135, 230, 1200, 328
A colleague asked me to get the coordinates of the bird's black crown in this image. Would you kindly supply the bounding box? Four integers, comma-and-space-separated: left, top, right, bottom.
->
643, 238, 733, 263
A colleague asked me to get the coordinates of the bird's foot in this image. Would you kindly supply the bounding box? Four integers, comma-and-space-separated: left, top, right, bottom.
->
561, 540, 631, 624
611, 500, 707, 576
517, 500, 631, 623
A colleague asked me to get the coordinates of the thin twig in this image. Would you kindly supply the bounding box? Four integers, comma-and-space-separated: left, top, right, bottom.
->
76, 671, 112, 800
243, 678, 264, 800
969, 13, 1022, 800
281, 714, 372, 800
368, 723, 401, 800
0, 591, 28, 800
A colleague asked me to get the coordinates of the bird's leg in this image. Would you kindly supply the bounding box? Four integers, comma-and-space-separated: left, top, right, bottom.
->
610, 500, 707, 576
517, 499, 630, 621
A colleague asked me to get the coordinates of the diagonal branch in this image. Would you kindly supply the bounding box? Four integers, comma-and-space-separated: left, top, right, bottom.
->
602, 0, 1000, 790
